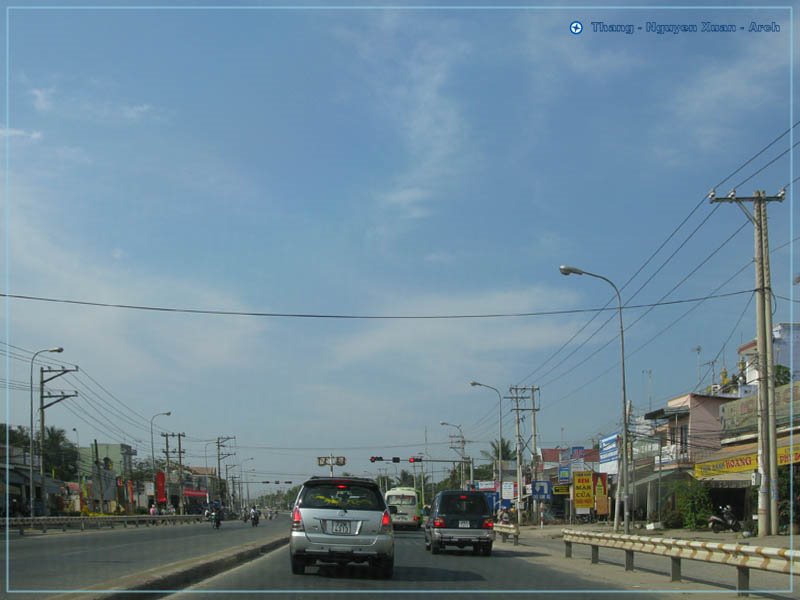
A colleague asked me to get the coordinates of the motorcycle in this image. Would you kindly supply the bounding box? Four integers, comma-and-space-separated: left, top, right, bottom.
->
709, 505, 740, 532
242, 512, 249, 523
251, 511, 259, 527
211, 511, 221, 529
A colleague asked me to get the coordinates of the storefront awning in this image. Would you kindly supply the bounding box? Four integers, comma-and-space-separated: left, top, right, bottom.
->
695, 436, 799, 479
631, 469, 690, 489
692, 472, 752, 488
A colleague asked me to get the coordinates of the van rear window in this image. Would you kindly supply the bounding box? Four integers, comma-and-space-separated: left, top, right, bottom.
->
440, 494, 488, 515
300, 484, 384, 510
387, 494, 416, 505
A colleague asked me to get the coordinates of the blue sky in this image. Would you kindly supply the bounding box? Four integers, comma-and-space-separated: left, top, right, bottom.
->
3, 2, 796, 495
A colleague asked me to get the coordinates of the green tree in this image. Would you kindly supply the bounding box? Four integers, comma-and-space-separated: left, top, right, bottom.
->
480, 438, 514, 463
43, 426, 79, 481
393, 469, 415, 487
774, 364, 791, 387
1, 423, 30, 448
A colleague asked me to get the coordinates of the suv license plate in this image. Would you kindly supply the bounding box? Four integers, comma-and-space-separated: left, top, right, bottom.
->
459, 520, 470, 528
331, 520, 351, 534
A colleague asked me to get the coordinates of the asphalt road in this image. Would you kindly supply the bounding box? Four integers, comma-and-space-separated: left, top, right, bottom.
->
163, 528, 761, 600
5, 522, 797, 599
3, 515, 287, 594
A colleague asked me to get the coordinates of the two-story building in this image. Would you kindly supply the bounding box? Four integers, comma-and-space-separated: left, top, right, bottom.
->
643, 391, 740, 520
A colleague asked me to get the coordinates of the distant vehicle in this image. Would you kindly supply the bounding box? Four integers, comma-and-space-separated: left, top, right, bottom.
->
424, 490, 495, 556
385, 487, 422, 530
289, 476, 396, 577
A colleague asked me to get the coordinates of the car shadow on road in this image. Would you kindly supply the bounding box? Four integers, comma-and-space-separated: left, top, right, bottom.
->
311, 564, 485, 582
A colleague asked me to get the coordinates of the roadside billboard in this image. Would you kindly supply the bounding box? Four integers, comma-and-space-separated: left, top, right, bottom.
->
599, 434, 619, 475
573, 470, 594, 510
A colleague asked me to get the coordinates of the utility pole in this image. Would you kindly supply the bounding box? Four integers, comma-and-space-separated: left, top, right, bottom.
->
710, 188, 784, 536
161, 433, 171, 508
530, 386, 540, 525
171, 433, 186, 514
508, 386, 527, 527
38, 365, 78, 516
93, 440, 102, 512
216, 436, 235, 505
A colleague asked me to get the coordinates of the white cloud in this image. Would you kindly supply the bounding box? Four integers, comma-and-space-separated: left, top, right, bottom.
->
121, 103, 153, 121
31, 88, 54, 112
326, 286, 578, 381
0, 127, 42, 141
336, 17, 473, 238
27, 82, 162, 125
424, 251, 456, 264
654, 34, 788, 155
5, 195, 274, 413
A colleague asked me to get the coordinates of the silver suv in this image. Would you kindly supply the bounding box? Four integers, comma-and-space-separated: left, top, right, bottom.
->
289, 477, 395, 577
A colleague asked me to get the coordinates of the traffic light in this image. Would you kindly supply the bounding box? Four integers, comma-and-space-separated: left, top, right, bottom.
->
408, 457, 423, 463
392, 457, 400, 463
370, 456, 384, 463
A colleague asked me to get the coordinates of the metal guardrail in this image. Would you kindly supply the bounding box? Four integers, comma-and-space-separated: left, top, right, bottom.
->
562, 528, 799, 596
494, 523, 520, 545
3, 514, 204, 534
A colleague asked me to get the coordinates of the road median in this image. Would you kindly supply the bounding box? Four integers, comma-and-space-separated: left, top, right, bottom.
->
46, 534, 289, 600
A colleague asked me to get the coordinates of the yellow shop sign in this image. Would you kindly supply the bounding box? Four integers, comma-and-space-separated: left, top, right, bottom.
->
695, 443, 800, 478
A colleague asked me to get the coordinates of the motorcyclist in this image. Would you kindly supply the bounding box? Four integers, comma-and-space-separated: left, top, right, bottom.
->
250, 505, 259, 524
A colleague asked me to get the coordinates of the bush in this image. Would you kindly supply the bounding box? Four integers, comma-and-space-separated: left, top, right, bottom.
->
662, 509, 682, 529
671, 479, 713, 529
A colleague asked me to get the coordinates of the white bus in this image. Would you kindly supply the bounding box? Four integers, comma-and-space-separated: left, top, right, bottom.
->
385, 487, 421, 530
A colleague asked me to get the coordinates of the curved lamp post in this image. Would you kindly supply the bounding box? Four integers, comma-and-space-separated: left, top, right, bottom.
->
150, 411, 171, 506
470, 381, 503, 505
29, 347, 63, 517
560, 264, 630, 534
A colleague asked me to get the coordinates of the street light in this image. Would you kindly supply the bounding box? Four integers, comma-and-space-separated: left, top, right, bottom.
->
470, 381, 503, 506
440, 421, 467, 489
29, 347, 63, 517
560, 264, 630, 534
150, 411, 171, 507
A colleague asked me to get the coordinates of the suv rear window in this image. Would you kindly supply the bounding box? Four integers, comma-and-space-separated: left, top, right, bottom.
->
299, 483, 384, 511
439, 494, 489, 515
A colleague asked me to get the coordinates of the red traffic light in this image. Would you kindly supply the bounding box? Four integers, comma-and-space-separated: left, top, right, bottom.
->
370, 456, 384, 463
408, 457, 423, 463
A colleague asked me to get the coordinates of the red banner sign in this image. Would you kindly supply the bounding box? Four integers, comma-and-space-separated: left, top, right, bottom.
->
156, 471, 166, 504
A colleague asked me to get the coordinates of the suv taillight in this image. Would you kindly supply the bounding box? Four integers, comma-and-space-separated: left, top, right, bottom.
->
381, 510, 392, 531
482, 518, 494, 529
291, 507, 304, 532
433, 517, 446, 528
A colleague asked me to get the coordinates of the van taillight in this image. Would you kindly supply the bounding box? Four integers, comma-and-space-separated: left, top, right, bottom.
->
291, 507, 304, 531
482, 518, 494, 529
433, 517, 446, 528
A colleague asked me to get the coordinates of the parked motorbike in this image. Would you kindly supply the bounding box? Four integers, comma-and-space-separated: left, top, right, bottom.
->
709, 505, 740, 532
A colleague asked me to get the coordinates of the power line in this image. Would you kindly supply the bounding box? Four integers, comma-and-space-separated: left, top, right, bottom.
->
0, 290, 754, 320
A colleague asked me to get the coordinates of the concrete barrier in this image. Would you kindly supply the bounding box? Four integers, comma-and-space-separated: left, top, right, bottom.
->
4, 514, 204, 535
495, 523, 520, 545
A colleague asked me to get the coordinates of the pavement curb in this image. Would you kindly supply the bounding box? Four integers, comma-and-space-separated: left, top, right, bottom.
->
46, 536, 289, 600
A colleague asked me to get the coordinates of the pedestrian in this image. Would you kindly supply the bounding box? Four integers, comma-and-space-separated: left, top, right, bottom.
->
149, 504, 156, 516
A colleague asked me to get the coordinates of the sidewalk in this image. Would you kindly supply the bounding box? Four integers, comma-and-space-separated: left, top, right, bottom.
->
518, 521, 798, 551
